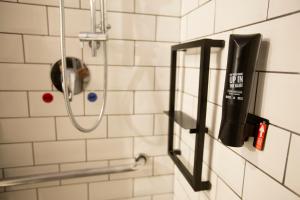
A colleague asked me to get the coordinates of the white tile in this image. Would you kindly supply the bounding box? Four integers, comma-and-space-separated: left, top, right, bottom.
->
135, 42, 173, 67
107, 0, 134, 12
108, 12, 155, 40
134, 175, 173, 196
231, 125, 290, 182
60, 161, 108, 184
89, 179, 133, 200
156, 17, 180, 42
153, 156, 174, 175
210, 139, 245, 195
181, 0, 198, 15
0, 2, 48, 34
135, 0, 180, 16
134, 136, 168, 156
81, 0, 134, 12
0, 189, 37, 200
108, 67, 154, 90
109, 158, 152, 180
105, 92, 134, 114
0, 33, 24, 62
34, 141, 86, 164
24, 35, 81, 64
208, 69, 226, 105
48, 7, 90, 37
38, 184, 87, 200
256, 73, 300, 133
108, 115, 153, 138
173, 164, 218, 200
187, 1, 215, 39
4, 165, 59, 191
233, 13, 300, 73
216, 178, 241, 200
180, 16, 187, 41
0, 63, 51, 90
285, 134, 300, 195
86, 66, 104, 90
155, 67, 170, 90
87, 138, 133, 160
153, 194, 173, 200
0, 92, 28, 117
29, 92, 83, 116
20, 0, 79, 8
173, 178, 190, 200
83, 40, 134, 66
135, 91, 169, 114
268, 0, 300, 18
209, 31, 232, 69
0, 118, 55, 143
215, 0, 268, 32
205, 102, 222, 138
56, 116, 107, 140
183, 67, 199, 96
0, 143, 33, 168
243, 163, 299, 200
154, 114, 168, 135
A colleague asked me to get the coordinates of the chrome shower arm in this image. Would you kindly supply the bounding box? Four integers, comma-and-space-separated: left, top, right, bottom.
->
99, 0, 105, 33
89, 0, 97, 56
90, 0, 96, 33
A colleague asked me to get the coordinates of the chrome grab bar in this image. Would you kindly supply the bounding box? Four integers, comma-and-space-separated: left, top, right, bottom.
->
0, 154, 147, 187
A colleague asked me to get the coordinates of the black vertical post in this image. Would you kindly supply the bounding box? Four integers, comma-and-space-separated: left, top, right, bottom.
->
168, 50, 177, 154
193, 43, 211, 190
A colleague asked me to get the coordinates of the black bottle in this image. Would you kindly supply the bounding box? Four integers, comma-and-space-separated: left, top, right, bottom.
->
219, 34, 262, 147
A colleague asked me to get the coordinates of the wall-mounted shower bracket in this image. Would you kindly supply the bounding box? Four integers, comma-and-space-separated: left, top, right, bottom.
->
79, 32, 107, 41
166, 39, 225, 192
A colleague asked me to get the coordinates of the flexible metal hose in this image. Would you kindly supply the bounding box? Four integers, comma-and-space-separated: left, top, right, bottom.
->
59, 0, 107, 132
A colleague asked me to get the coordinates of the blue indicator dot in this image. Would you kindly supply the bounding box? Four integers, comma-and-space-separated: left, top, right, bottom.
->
88, 92, 98, 102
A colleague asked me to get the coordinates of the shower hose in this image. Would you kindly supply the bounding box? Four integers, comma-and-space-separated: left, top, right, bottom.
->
59, 0, 107, 132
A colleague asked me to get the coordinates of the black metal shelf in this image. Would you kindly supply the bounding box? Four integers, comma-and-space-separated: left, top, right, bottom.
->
167, 38, 225, 191
164, 111, 208, 134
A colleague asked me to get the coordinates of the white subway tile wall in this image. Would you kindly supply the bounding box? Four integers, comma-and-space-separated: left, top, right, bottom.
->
174, 0, 300, 200
0, 1, 179, 197
0, 0, 300, 200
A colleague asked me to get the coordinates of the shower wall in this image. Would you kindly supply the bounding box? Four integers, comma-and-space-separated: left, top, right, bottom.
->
0, 0, 181, 199
174, 0, 300, 200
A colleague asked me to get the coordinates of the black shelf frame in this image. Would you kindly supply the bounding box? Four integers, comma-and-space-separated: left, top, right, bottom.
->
167, 39, 225, 191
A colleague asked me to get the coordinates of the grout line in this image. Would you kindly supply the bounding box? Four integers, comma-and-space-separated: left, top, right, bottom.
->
87, 183, 90, 200
36, 188, 39, 200
31, 142, 36, 165
282, 132, 292, 184
45, 6, 50, 36
253, 72, 260, 113
213, 0, 217, 34
241, 159, 247, 198
54, 117, 58, 141
85, 139, 88, 162
26, 91, 31, 117
154, 16, 158, 41
21, 34, 26, 63
266, 0, 271, 19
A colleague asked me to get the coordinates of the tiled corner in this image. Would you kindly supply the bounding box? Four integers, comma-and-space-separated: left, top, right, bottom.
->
285, 134, 300, 195
243, 163, 299, 200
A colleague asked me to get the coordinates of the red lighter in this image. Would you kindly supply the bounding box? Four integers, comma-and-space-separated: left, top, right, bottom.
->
255, 121, 268, 151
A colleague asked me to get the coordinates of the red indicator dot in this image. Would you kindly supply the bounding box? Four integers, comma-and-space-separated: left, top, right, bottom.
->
42, 93, 53, 103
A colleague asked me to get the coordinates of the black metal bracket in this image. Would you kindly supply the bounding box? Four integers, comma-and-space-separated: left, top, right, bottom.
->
244, 113, 270, 150
166, 39, 225, 191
